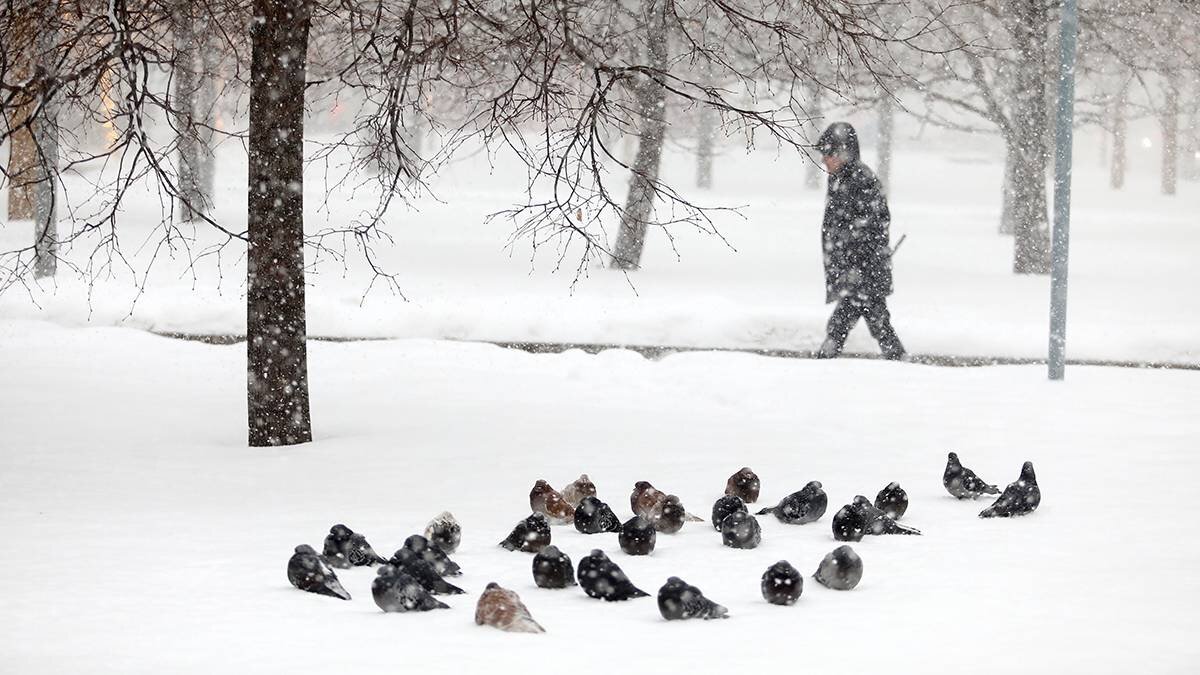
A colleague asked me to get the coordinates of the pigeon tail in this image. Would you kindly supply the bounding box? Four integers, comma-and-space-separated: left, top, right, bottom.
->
755, 506, 774, 516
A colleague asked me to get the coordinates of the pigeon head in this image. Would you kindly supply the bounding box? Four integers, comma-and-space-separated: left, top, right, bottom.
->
294, 544, 316, 555
389, 547, 416, 565
330, 524, 353, 538
947, 452, 960, 465
404, 535, 431, 552
589, 549, 608, 561
634, 480, 653, 491
806, 480, 823, 490
1020, 462, 1037, 484
376, 564, 398, 578
541, 545, 562, 557
485, 581, 501, 591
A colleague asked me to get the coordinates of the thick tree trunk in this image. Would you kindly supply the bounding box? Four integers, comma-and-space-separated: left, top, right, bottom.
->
999, 144, 1016, 235
1111, 93, 1127, 190
247, 0, 313, 447
32, 3, 59, 279
611, 0, 667, 271
877, 94, 894, 193
1009, 0, 1051, 275
1161, 73, 1179, 196
173, 1, 203, 221
804, 79, 823, 190
6, 19, 35, 221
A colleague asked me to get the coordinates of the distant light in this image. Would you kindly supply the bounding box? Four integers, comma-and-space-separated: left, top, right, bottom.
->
1141, 138, 1153, 149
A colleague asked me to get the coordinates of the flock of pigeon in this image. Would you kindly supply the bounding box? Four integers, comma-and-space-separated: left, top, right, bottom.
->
287, 452, 1041, 632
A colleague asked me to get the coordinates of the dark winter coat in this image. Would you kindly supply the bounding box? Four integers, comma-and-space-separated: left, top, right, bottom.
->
821, 146, 894, 303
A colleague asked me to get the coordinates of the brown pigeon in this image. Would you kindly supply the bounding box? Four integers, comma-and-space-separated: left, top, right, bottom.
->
725, 467, 761, 504
561, 474, 597, 508
475, 582, 545, 633
530, 480, 575, 524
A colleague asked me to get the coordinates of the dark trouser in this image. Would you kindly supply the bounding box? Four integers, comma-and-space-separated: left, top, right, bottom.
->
820, 296, 905, 360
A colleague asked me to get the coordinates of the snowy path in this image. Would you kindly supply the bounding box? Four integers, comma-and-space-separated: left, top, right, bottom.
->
1, 319, 1197, 673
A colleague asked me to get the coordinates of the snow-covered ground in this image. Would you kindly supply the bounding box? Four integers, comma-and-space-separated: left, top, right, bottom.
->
2, 123, 1198, 363
1, 318, 1198, 673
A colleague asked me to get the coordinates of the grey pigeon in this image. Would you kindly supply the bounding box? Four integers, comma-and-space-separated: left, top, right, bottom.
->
577, 549, 649, 601
320, 523, 354, 568
980, 462, 1041, 518
853, 495, 921, 535
814, 545, 863, 590
346, 532, 388, 566
532, 545, 576, 589
720, 511, 762, 549
499, 513, 552, 553
388, 547, 465, 595
756, 481, 827, 524
287, 544, 351, 600
874, 482, 908, 519
402, 534, 462, 576
944, 452, 1000, 499
711, 495, 747, 530
372, 565, 449, 612
657, 577, 729, 620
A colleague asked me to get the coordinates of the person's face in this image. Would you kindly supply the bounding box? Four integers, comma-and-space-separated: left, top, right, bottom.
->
822, 154, 846, 173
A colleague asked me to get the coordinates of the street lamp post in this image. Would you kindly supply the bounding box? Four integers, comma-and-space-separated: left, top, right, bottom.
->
1049, 0, 1079, 380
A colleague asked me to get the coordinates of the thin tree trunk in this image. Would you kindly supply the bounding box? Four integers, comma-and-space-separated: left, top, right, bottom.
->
172, 1, 202, 221
696, 106, 715, 189
1161, 72, 1179, 196
1111, 91, 1127, 190
611, 0, 668, 271
877, 94, 894, 193
1010, 0, 1051, 275
695, 60, 715, 189
32, 1, 59, 279
804, 78, 823, 190
247, 0, 313, 447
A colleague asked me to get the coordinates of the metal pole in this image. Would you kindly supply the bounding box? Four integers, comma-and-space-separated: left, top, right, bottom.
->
1049, 0, 1078, 380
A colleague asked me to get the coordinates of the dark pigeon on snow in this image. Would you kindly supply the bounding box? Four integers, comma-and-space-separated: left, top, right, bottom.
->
618, 515, 657, 556
720, 511, 762, 549
813, 545, 863, 591
388, 547, 465, 595
852, 495, 921, 535
761, 560, 803, 606
874, 482, 909, 520
499, 513, 552, 553
756, 481, 827, 524
287, 544, 351, 600
346, 532, 388, 566
832, 502, 867, 542
577, 549, 649, 601
574, 496, 622, 534
979, 461, 1041, 518
372, 564, 449, 612
655, 495, 689, 534
657, 577, 729, 620
711, 495, 748, 531
403, 534, 462, 576
532, 545, 576, 589
943, 452, 1000, 499
321, 523, 355, 568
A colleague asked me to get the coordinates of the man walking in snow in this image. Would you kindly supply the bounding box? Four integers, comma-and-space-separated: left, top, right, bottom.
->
814, 122, 905, 360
